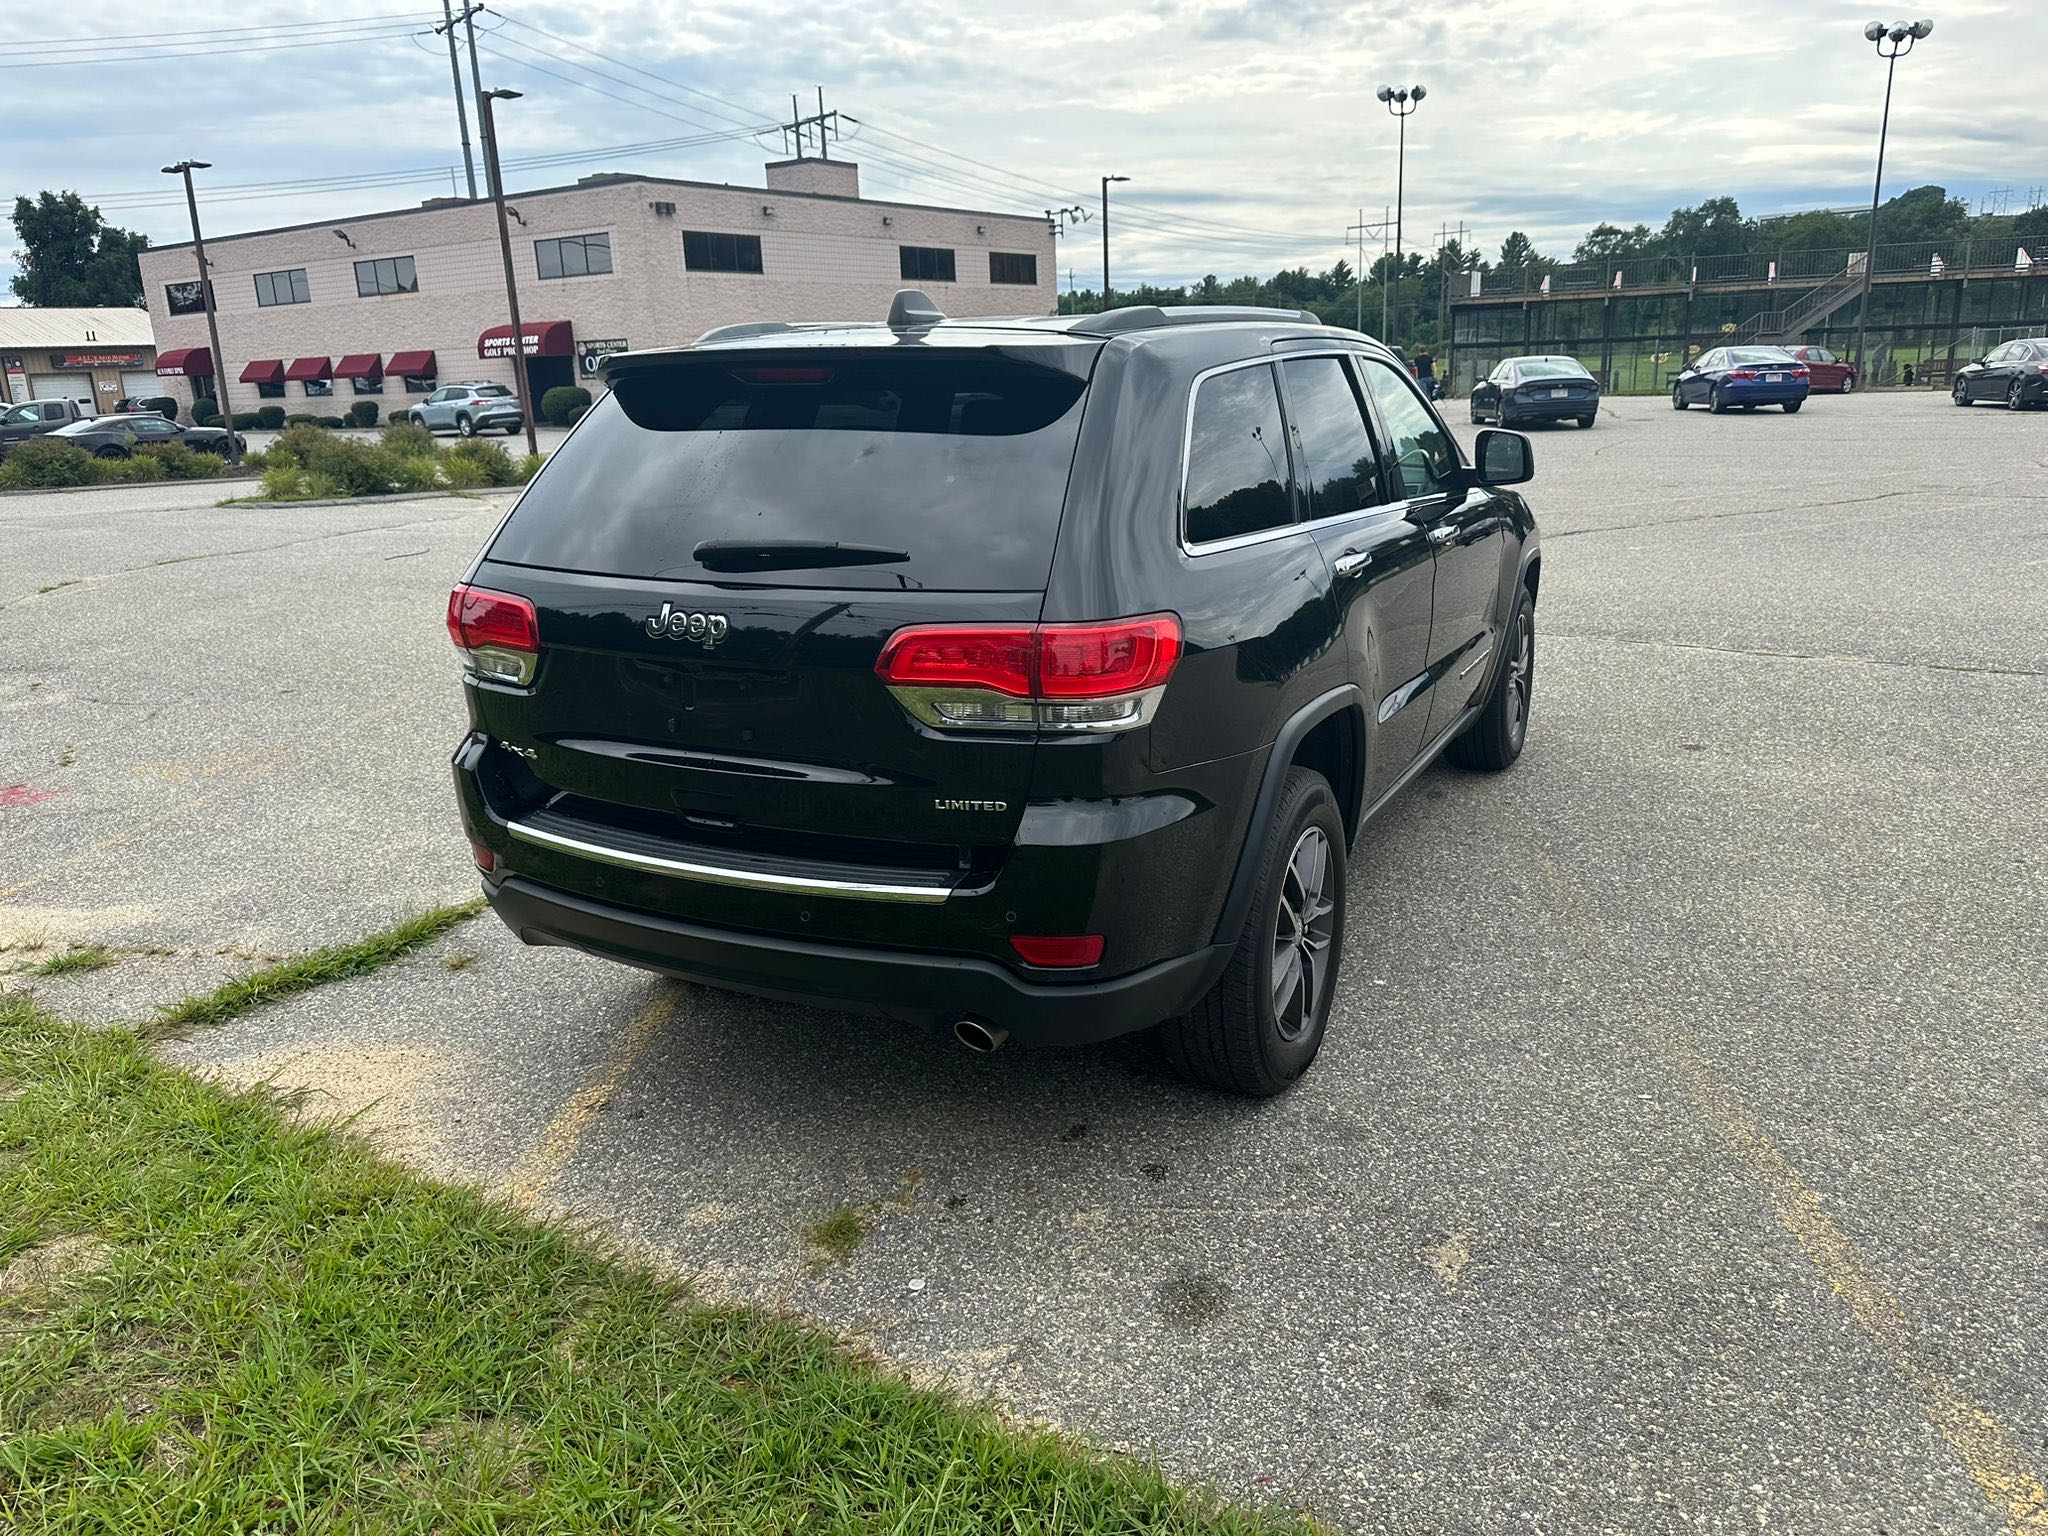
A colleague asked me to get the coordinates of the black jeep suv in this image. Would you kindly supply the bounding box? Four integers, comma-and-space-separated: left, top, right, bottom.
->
449, 294, 1541, 1094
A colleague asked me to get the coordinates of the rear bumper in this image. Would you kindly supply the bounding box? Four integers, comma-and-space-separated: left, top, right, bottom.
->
484, 873, 1230, 1044
1502, 397, 1596, 421
1720, 381, 1809, 403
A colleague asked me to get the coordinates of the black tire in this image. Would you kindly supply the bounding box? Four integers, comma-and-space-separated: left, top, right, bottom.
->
1842, 373, 1856, 394
94, 445, 126, 459
1672, 384, 1688, 411
1577, 414, 1596, 428
2009, 381, 2026, 411
1156, 767, 1345, 1097
1782, 400, 1802, 414
1709, 385, 1728, 414
1470, 400, 1483, 424
1446, 584, 1534, 773
1953, 381, 1971, 407
505, 423, 522, 436
456, 413, 475, 438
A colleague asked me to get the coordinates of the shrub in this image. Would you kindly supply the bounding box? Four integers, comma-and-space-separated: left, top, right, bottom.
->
142, 395, 178, 418
439, 454, 490, 490
347, 400, 380, 428
230, 412, 266, 430
540, 385, 592, 426
291, 435, 410, 496
137, 441, 223, 480
262, 424, 334, 468
192, 397, 221, 427
394, 455, 442, 493
0, 437, 100, 488
257, 405, 287, 429
98, 455, 164, 483
515, 452, 546, 483
318, 415, 347, 428
260, 463, 304, 500
567, 402, 589, 424
442, 437, 518, 487
380, 419, 436, 458
284, 414, 320, 427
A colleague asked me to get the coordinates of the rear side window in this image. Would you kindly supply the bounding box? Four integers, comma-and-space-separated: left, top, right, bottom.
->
1281, 357, 1384, 521
1184, 363, 1293, 546
488, 350, 1091, 591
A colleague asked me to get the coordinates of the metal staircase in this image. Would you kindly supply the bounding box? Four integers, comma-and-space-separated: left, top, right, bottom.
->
1736, 263, 1865, 343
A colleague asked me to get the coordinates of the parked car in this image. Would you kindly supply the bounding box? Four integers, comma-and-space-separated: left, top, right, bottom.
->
408, 382, 524, 436
447, 293, 1542, 1095
1785, 344, 1856, 393
1672, 346, 1810, 413
0, 398, 97, 454
43, 412, 242, 459
1469, 356, 1600, 428
1950, 338, 2048, 410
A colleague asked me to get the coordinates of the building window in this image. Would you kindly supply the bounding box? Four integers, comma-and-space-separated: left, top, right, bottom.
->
682, 231, 763, 274
899, 246, 957, 283
401, 375, 436, 394
354, 255, 418, 297
989, 252, 1038, 286
303, 379, 334, 398
164, 280, 211, 315
351, 377, 384, 396
254, 268, 311, 307
536, 232, 612, 280
255, 381, 286, 399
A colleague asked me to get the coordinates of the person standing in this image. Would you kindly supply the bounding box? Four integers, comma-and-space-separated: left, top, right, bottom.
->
1413, 345, 1437, 400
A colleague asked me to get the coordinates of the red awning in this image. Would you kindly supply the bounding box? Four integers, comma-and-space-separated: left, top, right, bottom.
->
334, 353, 383, 380
155, 347, 213, 377
387, 350, 437, 377
284, 356, 333, 382
477, 321, 573, 359
239, 359, 285, 385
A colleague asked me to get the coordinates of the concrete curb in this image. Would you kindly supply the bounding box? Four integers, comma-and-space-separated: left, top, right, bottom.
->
218, 488, 523, 510
0, 472, 259, 499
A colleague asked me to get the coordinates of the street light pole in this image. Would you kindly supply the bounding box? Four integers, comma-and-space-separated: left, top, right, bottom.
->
1376, 85, 1425, 350
1101, 174, 1129, 311
161, 160, 239, 466
478, 89, 540, 458
1852, 19, 1932, 384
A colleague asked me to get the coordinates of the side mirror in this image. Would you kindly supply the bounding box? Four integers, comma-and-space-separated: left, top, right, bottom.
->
1473, 428, 1533, 487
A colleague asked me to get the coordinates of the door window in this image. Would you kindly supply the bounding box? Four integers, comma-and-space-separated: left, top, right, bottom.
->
1357, 358, 1458, 500
134, 418, 179, 437
1281, 357, 1384, 522
1183, 363, 1295, 546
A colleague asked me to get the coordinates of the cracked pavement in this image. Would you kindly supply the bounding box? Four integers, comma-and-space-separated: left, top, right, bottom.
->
3, 390, 2045, 1533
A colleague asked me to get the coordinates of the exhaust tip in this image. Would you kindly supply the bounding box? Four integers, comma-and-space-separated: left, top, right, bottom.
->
953, 1017, 1009, 1054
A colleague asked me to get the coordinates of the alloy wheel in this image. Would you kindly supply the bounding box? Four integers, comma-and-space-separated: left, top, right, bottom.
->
1270, 826, 1336, 1043
2010, 381, 2025, 411
1505, 608, 1533, 751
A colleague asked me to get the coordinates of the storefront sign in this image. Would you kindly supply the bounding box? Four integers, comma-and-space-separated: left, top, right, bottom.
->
3, 358, 25, 403
579, 337, 629, 378
56, 351, 147, 369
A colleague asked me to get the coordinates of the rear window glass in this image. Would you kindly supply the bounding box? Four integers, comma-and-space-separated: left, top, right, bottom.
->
487, 350, 1091, 590
1517, 359, 1590, 380
1730, 348, 1796, 365
474, 385, 512, 398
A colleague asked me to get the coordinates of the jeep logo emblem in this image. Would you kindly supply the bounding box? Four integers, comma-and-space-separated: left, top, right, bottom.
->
644, 602, 729, 648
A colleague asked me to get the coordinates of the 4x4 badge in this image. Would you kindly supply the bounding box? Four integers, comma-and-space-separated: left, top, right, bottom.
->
644, 603, 729, 648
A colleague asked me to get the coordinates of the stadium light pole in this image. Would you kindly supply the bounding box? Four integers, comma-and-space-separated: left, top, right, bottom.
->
160, 160, 239, 465
479, 88, 540, 459
1101, 175, 1129, 310
1852, 19, 1932, 383
1376, 85, 1425, 349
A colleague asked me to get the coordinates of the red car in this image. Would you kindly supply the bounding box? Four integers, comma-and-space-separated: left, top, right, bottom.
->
1786, 345, 1857, 393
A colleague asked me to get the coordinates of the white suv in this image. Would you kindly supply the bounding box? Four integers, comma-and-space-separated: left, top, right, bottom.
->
409, 382, 523, 437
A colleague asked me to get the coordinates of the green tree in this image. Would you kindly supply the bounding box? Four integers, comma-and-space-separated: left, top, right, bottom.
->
1496, 231, 1540, 276
1659, 196, 1751, 256
8, 191, 150, 307
1574, 222, 1655, 264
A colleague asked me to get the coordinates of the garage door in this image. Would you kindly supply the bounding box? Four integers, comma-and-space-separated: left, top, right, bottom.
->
121, 370, 159, 400
29, 373, 93, 404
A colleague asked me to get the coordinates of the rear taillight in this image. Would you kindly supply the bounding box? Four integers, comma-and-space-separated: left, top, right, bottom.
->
1729, 368, 1757, 381
446, 583, 539, 686
1009, 934, 1105, 968
1792, 367, 1810, 379
877, 615, 1182, 734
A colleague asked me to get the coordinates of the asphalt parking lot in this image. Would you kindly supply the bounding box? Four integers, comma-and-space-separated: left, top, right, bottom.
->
4, 390, 2045, 1533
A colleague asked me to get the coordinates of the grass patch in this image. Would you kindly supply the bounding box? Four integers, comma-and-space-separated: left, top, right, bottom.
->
26, 947, 116, 979
0, 993, 1309, 1534
152, 900, 483, 1034
803, 1206, 873, 1266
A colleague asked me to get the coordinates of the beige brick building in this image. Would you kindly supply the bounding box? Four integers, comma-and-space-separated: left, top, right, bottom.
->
137, 158, 1056, 422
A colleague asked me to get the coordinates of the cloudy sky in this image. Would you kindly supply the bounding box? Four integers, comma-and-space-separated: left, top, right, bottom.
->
3, 0, 2043, 299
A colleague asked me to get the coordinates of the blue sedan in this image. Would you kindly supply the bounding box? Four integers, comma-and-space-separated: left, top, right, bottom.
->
1672, 346, 1811, 414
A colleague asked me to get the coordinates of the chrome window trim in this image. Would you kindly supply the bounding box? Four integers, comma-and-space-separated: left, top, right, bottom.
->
506, 818, 955, 903
1179, 348, 1399, 558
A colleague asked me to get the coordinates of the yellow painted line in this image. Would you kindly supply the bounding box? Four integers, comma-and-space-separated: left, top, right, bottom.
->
505, 982, 679, 1209
1527, 848, 2048, 1533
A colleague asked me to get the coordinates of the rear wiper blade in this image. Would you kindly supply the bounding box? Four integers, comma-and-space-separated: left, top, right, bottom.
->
691, 539, 910, 572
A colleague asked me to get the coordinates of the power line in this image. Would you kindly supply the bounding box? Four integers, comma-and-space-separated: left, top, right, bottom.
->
0, 11, 434, 49
473, 36, 778, 139
0, 22, 426, 68
489, 14, 771, 133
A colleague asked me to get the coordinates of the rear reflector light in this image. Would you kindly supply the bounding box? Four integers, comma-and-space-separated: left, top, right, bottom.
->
446, 583, 539, 686
469, 839, 499, 874
876, 616, 1182, 734
1009, 934, 1104, 968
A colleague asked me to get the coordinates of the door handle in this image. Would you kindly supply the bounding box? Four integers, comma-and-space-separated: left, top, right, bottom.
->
1426, 524, 1456, 544
1331, 550, 1370, 578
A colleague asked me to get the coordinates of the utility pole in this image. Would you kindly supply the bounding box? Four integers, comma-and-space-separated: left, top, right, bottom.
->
434, 0, 478, 198
479, 88, 540, 459
460, 3, 489, 191
782, 92, 842, 159
1101, 174, 1129, 310
160, 160, 239, 465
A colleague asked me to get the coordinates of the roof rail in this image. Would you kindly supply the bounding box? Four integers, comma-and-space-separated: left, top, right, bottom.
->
1067, 304, 1323, 337
695, 320, 797, 345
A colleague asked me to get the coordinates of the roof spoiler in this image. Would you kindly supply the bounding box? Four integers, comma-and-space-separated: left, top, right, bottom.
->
1068, 304, 1322, 336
